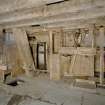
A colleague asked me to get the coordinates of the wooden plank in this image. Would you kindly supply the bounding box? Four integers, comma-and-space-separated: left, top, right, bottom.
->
69, 54, 77, 76
12, 28, 35, 76
59, 47, 96, 56
69, 55, 94, 76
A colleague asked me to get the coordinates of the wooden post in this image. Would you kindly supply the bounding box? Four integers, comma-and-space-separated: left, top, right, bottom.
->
49, 31, 53, 80
99, 27, 105, 85
89, 25, 95, 77
100, 48, 104, 84
49, 30, 61, 80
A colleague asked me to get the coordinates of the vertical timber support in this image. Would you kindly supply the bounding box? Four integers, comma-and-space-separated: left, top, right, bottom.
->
100, 48, 104, 85
59, 29, 63, 78
49, 31, 53, 80
99, 27, 105, 85
49, 30, 61, 80
12, 28, 35, 76
89, 25, 95, 77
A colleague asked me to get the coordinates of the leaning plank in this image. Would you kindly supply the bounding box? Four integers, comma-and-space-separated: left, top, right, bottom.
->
12, 28, 35, 76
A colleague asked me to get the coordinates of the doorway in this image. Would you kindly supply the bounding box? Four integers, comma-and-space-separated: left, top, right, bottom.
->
37, 42, 47, 70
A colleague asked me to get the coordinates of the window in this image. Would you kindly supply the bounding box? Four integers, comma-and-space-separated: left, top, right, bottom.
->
4, 32, 15, 45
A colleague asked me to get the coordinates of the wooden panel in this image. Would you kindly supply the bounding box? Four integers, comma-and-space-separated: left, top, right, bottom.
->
62, 32, 74, 47
51, 54, 61, 80
69, 55, 94, 76
60, 47, 95, 77
53, 32, 60, 53
60, 56, 70, 75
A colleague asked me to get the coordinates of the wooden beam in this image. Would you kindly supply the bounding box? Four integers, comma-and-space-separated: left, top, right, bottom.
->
1, 6, 105, 25
0, 0, 105, 20
1, 16, 105, 29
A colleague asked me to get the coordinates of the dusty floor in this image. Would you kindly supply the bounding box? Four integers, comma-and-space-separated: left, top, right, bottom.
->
0, 74, 105, 105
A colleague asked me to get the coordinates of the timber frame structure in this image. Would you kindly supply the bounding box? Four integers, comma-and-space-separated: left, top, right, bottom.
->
0, 0, 105, 86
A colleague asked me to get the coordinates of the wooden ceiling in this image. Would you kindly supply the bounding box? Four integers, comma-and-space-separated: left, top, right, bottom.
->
0, 0, 105, 29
